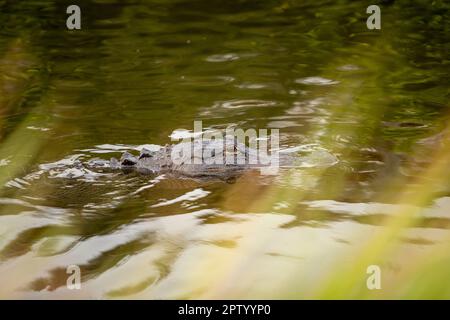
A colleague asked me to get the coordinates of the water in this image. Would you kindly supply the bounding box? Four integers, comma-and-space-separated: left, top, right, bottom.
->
0, 0, 449, 298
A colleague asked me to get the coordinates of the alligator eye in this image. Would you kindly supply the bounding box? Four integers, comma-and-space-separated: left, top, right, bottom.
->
122, 159, 137, 166
139, 153, 152, 160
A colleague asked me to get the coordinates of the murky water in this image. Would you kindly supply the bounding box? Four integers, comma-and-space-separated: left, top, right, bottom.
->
0, 1, 449, 298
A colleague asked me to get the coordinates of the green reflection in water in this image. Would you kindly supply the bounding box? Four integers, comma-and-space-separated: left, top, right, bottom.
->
0, 0, 449, 299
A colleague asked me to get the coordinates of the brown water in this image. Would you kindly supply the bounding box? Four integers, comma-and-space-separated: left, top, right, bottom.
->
0, 0, 449, 298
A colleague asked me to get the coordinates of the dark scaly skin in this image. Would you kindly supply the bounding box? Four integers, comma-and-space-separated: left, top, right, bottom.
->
89, 139, 287, 179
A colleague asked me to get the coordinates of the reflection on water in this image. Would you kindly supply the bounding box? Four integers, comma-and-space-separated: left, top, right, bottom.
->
0, 0, 449, 298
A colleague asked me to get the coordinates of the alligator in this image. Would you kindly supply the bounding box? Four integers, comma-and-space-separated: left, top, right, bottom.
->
86, 138, 338, 180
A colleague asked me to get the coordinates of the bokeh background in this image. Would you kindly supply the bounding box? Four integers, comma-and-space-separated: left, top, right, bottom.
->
0, 0, 449, 299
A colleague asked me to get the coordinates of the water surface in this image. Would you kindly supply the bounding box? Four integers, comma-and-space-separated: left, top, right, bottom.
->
0, 0, 449, 298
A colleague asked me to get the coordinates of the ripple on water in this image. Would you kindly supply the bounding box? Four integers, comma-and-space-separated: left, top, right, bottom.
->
151, 188, 210, 208
286, 98, 327, 115
35, 154, 109, 181
337, 64, 360, 71
236, 83, 267, 89
26, 126, 51, 132
213, 99, 279, 109
267, 121, 302, 129
0, 158, 11, 166
169, 129, 204, 140
79, 144, 161, 154
178, 75, 235, 87
205, 53, 240, 62
295, 77, 339, 86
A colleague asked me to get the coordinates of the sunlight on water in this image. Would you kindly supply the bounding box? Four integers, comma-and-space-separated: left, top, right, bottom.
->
0, 0, 449, 299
